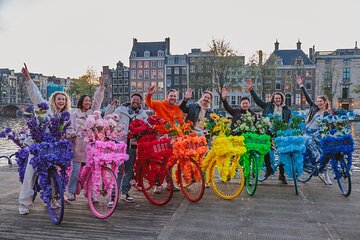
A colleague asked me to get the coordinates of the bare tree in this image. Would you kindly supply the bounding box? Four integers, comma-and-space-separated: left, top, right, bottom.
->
320, 66, 340, 109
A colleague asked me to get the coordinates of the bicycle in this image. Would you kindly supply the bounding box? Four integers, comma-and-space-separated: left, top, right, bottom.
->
203, 135, 246, 200
136, 137, 174, 206
0, 153, 15, 167
298, 134, 353, 197
240, 132, 271, 196
259, 135, 306, 195
74, 140, 128, 219
169, 135, 207, 202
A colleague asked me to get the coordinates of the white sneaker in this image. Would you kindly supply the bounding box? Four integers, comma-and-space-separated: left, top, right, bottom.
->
19, 204, 30, 215
153, 186, 162, 194
323, 171, 333, 185
121, 194, 134, 203
205, 183, 211, 188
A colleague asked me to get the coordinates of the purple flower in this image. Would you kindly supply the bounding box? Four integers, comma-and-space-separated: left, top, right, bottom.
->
25, 105, 34, 113
61, 111, 70, 121
37, 102, 49, 111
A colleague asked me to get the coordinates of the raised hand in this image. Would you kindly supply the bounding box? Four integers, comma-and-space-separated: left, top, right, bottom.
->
221, 87, 228, 100
148, 84, 156, 95
184, 88, 193, 100
99, 72, 106, 86
296, 75, 303, 85
245, 79, 253, 93
111, 99, 118, 107
21, 63, 31, 81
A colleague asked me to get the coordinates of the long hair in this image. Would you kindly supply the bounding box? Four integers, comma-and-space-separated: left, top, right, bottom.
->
317, 95, 330, 111
77, 94, 92, 109
49, 91, 71, 113
270, 92, 285, 105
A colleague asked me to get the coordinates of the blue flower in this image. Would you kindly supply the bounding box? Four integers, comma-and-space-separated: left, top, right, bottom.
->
347, 112, 355, 120
61, 111, 70, 121
25, 105, 34, 113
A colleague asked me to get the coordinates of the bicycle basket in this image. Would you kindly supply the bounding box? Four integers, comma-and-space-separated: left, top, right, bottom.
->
137, 138, 173, 163
87, 140, 129, 167
320, 134, 354, 155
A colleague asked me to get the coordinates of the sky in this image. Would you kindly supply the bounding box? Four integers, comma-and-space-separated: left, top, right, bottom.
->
0, 0, 359, 79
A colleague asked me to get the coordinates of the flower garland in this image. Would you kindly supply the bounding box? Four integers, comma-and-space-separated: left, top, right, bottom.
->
85, 140, 129, 196
319, 134, 354, 175
202, 136, 247, 184
169, 135, 208, 185
274, 135, 306, 178
29, 139, 73, 203
240, 132, 271, 177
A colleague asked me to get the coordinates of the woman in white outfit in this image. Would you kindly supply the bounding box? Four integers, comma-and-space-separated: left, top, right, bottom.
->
19, 64, 71, 215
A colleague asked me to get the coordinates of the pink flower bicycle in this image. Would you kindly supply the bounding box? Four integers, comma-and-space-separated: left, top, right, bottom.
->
75, 140, 128, 219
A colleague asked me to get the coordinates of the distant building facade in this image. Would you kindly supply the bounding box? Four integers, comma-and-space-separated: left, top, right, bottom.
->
110, 61, 130, 104
165, 54, 188, 100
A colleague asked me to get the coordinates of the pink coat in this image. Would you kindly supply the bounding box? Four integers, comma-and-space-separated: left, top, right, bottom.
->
68, 87, 105, 163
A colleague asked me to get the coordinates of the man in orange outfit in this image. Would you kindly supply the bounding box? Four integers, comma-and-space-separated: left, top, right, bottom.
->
145, 85, 184, 124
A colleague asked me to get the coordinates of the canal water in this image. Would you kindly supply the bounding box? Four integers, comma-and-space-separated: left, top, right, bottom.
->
0, 116, 360, 171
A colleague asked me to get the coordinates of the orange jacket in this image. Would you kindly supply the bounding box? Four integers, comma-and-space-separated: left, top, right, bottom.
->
145, 94, 184, 124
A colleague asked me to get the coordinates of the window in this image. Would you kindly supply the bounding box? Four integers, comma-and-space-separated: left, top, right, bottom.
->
151, 70, 157, 79
137, 61, 143, 68
119, 86, 123, 94
168, 56, 175, 64
151, 81, 156, 90
306, 82, 312, 90
342, 85, 349, 98
324, 69, 332, 80
131, 51, 136, 57
190, 58, 195, 63
265, 93, 271, 102
276, 70, 282, 77
295, 94, 301, 105
144, 70, 149, 79
158, 61, 164, 68
181, 78, 187, 86
119, 79, 123, 85
287, 70, 291, 76
113, 79, 118, 85
118, 71, 122, 77
131, 82, 136, 91
182, 67, 187, 74
158, 94, 164, 100
275, 80, 281, 90
124, 71, 128, 77
343, 68, 350, 80
190, 65, 195, 73
296, 59, 303, 65
231, 96, 236, 105
144, 82, 150, 90
137, 82, 143, 91
306, 71, 312, 77
158, 82, 164, 91
237, 96, 241, 105
144, 61, 150, 68
344, 59, 351, 64
214, 96, 219, 107
130, 70, 136, 80
158, 69, 164, 79
113, 86, 118, 94
180, 56, 186, 64
285, 93, 292, 107
131, 61, 136, 68
112, 72, 117, 78
166, 77, 172, 87
158, 50, 164, 57
137, 70, 143, 79
174, 76, 179, 85
166, 67, 171, 75
152, 94, 157, 100
174, 67, 179, 74
151, 61, 157, 68
144, 51, 150, 57
124, 86, 129, 93
124, 79, 128, 85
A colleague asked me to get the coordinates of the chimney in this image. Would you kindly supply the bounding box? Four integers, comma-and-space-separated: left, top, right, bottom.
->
275, 40, 279, 51
297, 39, 302, 50
309, 48, 313, 61
133, 38, 137, 44
165, 37, 170, 55
355, 41, 358, 49
258, 50, 263, 65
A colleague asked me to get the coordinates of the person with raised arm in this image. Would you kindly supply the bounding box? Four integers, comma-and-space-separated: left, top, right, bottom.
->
179, 89, 213, 133
19, 64, 71, 215
221, 87, 256, 132
66, 73, 106, 201
246, 79, 291, 184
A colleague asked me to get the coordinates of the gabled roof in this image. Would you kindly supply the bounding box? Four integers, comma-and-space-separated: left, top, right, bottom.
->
269, 50, 315, 65
131, 41, 168, 58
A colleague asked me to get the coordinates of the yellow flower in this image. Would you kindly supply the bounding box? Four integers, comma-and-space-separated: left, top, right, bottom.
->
210, 113, 220, 121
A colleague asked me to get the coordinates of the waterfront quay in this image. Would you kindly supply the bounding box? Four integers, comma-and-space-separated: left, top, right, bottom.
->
0, 166, 359, 240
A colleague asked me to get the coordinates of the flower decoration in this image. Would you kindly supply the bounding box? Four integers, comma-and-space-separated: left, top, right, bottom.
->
233, 112, 272, 135
269, 111, 305, 137
0, 128, 27, 148
80, 112, 125, 143
317, 112, 354, 137
202, 113, 231, 137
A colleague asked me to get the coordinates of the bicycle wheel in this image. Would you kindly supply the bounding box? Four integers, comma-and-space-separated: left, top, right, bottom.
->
335, 154, 351, 197
290, 155, 298, 195
258, 160, 267, 182
87, 166, 119, 219
297, 163, 314, 183
178, 159, 205, 202
210, 158, 245, 200
246, 152, 258, 196
47, 169, 65, 225
139, 162, 173, 206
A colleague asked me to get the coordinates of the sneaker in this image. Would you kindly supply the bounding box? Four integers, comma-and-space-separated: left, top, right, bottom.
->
19, 204, 30, 215
153, 185, 162, 194
321, 172, 333, 185
278, 174, 288, 184
67, 193, 76, 201
121, 194, 134, 203
107, 200, 115, 208
205, 183, 211, 188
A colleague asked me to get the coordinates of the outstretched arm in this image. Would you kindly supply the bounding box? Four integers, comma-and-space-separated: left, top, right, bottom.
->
179, 89, 192, 113
296, 76, 316, 107
247, 79, 266, 109
145, 84, 158, 110
220, 87, 235, 116
91, 72, 106, 111
22, 63, 46, 106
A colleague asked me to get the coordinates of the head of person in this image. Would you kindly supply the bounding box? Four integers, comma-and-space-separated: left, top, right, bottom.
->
316, 95, 329, 111
130, 93, 142, 110
271, 92, 285, 107
77, 94, 92, 112
240, 97, 251, 111
166, 89, 178, 105
49, 91, 71, 113
199, 90, 213, 108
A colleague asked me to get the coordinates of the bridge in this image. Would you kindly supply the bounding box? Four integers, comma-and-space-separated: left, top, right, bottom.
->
0, 104, 31, 117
